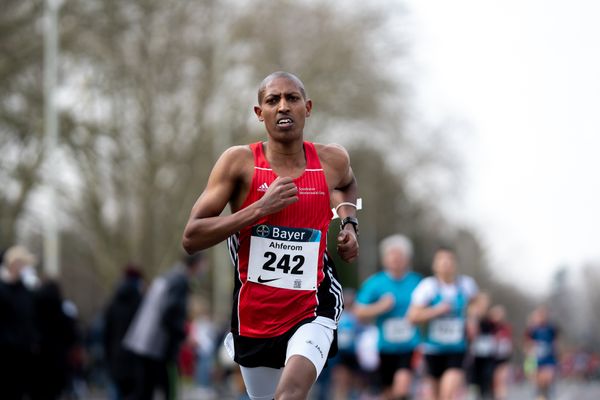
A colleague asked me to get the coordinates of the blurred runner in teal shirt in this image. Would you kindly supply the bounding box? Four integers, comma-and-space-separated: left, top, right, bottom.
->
355, 234, 422, 400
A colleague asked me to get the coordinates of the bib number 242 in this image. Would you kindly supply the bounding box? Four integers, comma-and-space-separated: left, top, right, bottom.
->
261, 252, 304, 275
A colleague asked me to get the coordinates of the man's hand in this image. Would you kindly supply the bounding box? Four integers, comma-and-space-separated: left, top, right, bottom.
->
336, 228, 359, 263
257, 176, 299, 215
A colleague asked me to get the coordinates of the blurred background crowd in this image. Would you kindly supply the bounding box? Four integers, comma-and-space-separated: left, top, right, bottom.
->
1, 241, 599, 399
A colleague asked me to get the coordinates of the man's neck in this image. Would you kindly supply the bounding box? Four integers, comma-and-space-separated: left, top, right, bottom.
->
264, 140, 306, 172
386, 269, 408, 280
437, 274, 456, 285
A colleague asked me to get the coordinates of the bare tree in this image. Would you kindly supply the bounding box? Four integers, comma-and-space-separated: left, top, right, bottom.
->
0, 1, 45, 248
53, 0, 408, 289
2, 0, 534, 327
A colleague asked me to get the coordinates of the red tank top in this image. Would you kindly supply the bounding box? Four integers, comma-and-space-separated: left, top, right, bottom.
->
231, 141, 333, 337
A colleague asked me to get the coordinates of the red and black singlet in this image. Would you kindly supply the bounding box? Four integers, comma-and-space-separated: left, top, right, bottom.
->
227, 141, 343, 338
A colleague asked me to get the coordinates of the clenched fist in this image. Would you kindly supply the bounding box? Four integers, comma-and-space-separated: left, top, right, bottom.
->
337, 229, 359, 263
257, 176, 299, 216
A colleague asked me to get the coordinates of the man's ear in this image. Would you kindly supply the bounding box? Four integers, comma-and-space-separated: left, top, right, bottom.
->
254, 105, 264, 121
305, 99, 312, 117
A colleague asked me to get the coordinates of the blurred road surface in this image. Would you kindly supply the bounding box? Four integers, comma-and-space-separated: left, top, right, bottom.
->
85, 380, 600, 399
506, 380, 600, 400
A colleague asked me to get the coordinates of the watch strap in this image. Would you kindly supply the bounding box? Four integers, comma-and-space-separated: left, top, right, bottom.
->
340, 216, 359, 236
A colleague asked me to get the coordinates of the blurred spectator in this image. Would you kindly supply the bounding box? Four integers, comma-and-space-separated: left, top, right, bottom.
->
177, 322, 196, 379
589, 352, 600, 380
123, 252, 205, 400
189, 296, 217, 389
85, 311, 110, 390
0, 245, 39, 399
30, 279, 80, 400
103, 263, 145, 399
572, 348, 591, 380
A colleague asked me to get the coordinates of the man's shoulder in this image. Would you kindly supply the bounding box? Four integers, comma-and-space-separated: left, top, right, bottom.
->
415, 276, 436, 291
360, 271, 393, 293
222, 144, 254, 160
363, 271, 387, 285
217, 145, 255, 175
457, 274, 478, 293
313, 142, 349, 157
313, 142, 350, 168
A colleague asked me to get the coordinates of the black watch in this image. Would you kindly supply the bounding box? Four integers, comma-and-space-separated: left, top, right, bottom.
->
340, 216, 359, 236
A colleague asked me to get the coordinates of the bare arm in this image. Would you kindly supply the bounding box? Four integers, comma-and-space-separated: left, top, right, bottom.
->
523, 329, 535, 354
353, 295, 395, 323
182, 146, 299, 253
407, 302, 452, 324
325, 145, 358, 219
318, 143, 359, 262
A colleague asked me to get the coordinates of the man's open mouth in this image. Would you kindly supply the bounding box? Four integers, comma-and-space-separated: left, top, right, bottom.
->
276, 117, 293, 127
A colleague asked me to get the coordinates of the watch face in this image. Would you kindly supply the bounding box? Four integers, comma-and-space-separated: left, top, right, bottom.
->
342, 217, 358, 226
341, 217, 359, 236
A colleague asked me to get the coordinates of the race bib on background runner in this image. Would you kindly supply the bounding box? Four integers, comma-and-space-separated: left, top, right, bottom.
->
429, 318, 464, 344
472, 334, 496, 356
383, 318, 415, 343
535, 342, 552, 359
248, 224, 321, 290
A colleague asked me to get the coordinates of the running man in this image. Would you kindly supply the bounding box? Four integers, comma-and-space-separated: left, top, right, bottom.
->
524, 305, 560, 400
489, 304, 512, 400
407, 246, 479, 400
467, 292, 497, 399
354, 234, 422, 400
182, 71, 359, 400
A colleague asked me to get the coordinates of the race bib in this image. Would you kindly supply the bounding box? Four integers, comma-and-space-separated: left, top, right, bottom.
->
247, 224, 321, 290
497, 338, 512, 357
535, 342, 551, 359
472, 334, 496, 356
430, 318, 464, 344
383, 318, 415, 343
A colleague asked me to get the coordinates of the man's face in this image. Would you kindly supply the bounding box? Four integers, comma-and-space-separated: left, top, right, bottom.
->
6, 259, 26, 281
432, 250, 457, 278
383, 247, 409, 276
532, 307, 548, 325
254, 77, 312, 141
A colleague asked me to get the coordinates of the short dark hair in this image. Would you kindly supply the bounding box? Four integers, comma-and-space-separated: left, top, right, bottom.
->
257, 71, 307, 104
123, 262, 143, 279
435, 244, 456, 254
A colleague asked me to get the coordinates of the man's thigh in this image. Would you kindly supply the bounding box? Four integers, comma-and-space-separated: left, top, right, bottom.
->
285, 318, 335, 378
240, 366, 283, 400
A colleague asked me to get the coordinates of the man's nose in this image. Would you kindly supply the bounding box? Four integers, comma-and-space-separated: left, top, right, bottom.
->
277, 98, 290, 112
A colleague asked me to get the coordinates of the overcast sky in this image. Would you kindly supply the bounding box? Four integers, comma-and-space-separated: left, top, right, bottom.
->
403, 0, 600, 295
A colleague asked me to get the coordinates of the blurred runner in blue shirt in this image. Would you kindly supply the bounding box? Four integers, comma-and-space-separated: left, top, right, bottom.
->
355, 234, 422, 400
525, 305, 560, 400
